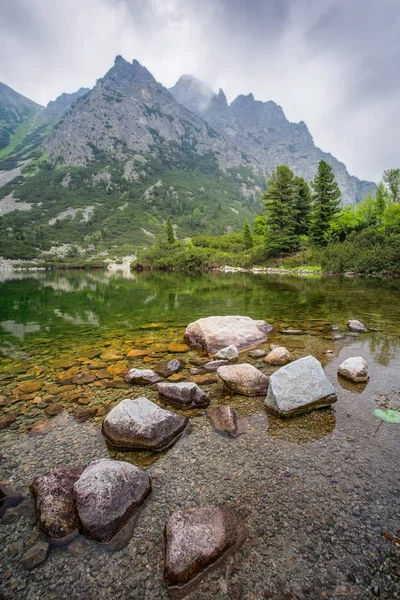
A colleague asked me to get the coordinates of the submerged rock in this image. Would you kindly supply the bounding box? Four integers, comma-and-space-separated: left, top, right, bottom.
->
30, 467, 83, 545
157, 382, 210, 409
184, 315, 272, 353
74, 459, 151, 544
248, 349, 266, 358
103, 398, 188, 451
215, 345, 239, 361
125, 368, 162, 385
347, 319, 367, 333
0, 484, 24, 518
207, 406, 239, 436
217, 363, 269, 396
164, 505, 245, 588
338, 357, 369, 383
265, 346, 293, 366
22, 541, 50, 569
154, 359, 184, 378
264, 355, 337, 417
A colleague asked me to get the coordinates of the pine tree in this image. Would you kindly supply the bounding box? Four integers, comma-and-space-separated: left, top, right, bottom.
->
310, 160, 342, 245
375, 181, 388, 217
262, 165, 298, 256
165, 216, 175, 244
243, 220, 253, 249
383, 168, 400, 203
294, 176, 311, 236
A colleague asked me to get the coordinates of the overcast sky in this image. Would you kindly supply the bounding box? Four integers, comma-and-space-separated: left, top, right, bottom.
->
1, 0, 399, 182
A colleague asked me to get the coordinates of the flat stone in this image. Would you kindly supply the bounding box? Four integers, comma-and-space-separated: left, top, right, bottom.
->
207, 406, 238, 436
217, 363, 269, 396
157, 382, 210, 409
74, 459, 151, 544
215, 345, 239, 361
265, 346, 293, 366
168, 342, 189, 353
248, 349, 267, 358
72, 408, 98, 422
280, 329, 304, 335
17, 381, 43, 394
168, 373, 186, 382
154, 359, 184, 378
22, 541, 50, 569
125, 368, 162, 385
45, 403, 64, 416
264, 355, 337, 417
127, 349, 150, 358
204, 360, 229, 371
338, 357, 369, 383
0, 414, 17, 430
191, 373, 219, 385
164, 505, 245, 588
347, 319, 367, 333
30, 467, 83, 544
103, 397, 188, 451
184, 315, 273, 353
29, 422, 56, 435
72, 373, 96, 385
96, 368, 111, 379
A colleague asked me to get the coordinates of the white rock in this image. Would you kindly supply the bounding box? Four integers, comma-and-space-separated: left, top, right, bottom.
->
217, 363, 269, 396
347, 319, 367, 333
184, 316, 272, 353
338, 357, 369, 383
215, 345, 239, 361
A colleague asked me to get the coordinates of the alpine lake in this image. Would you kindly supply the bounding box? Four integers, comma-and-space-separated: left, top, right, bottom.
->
1, 269, 399, 600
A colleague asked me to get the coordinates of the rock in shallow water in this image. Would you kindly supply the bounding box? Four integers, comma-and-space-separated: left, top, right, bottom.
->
204, 360, 229, 371
103, 397, 188, 450
164, 505, 245, 588
217, 363, 269, 396
207, 406, 238, 436
347, 319, 367, 333
157, 382, 210, 409
74, 459, 151, 544
338, 356, 369, 383
184, 315, 272, 353
264, 355, 337, 417
248, 349, 266, 358
125, 368, 162, 385
30, 467, 83, 545
265, 346, 293, 366
22, 541, 50, 569
215, 345, 239, 361
154, 359, 184, 378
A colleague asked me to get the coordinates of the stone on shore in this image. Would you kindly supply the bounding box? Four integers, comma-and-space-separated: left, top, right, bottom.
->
347, 319, 367, 333
265, 346, 293, 366
102, 397, 188, 451
157, 382, 210, 409
217, 363, 269, 396
215, 345, 239, 361
338, 357, 369, 383
207, 406, 238, 436
30, 467, 83, 545
184, 315, 272, 353
154, 359, 184, 378
264, 355, 337, 417
74, 459, 151, 544
164, 505, 245, 587
125, 368, 162, 385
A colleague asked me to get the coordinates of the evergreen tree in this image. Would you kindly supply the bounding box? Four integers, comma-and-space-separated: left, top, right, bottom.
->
165, 216, 175, 244
383, 168, 400, 203
262, 165, 298, 256
294, 176, 311, 236
375, 181, 388, 217
310, 160, 342, 245
243, 220, 253, 249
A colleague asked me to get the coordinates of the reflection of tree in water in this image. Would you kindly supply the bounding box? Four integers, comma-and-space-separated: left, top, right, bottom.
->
367, 332, 400, 366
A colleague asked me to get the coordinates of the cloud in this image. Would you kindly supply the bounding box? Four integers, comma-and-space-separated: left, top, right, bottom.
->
1, 0, 399, 181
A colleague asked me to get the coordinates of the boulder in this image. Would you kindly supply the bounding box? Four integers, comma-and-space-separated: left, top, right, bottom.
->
217, 363, 269, 396
265, 346, 293, 366
204, 360, 229, 371
215, 345, 239, 361
207, 406, 238, 436
125, 368, 162, 385
164, 505, 245, 588
154, 359, 184, 378
338, 357, 369, 383
184, 316, 273, 353
103, 398, 188, 451
264, 355, 337, 417
74, 459, 151, 544
347, 319, 367, 333
157, 382, 210, 409
30, 467, 83, 545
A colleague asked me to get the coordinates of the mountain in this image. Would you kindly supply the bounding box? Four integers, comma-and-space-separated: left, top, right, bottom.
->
0, 82, 42, 150
41, 88, 90, 123
170, 75, 374, 205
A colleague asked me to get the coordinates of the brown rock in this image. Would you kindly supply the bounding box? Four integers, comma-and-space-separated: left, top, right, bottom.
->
265, 347, 293, 366
72, 373, 96, 385
96, 368, 111, 379
107, 363, 128, 376
17, 381, 43, 394
207, 406, 238, 436
168, 373, 186, 382
29, 422, 56, 436
22, 541, 49, 569
45, 403, 64, 416
217, 364, 269, 396
168, 342, 190, 353
0, 414, 17, 430
191, 374, 218, 385
72, 408, 98, 422
127, 349, 150, 358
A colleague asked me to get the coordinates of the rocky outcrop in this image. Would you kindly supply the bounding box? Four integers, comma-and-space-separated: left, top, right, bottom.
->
264, 355, 337, 417
217, 363, 269, 396
102, 398, 188, 450
164, 505, 245, 587
184, 316, 272, 353
207, 406, 239, 436
265, 346, 293, 366
157, 382, 210, 409
338, 357, 369, 383
74, 459, 151, 544
125, 368, 162, 385
30, 467, 83, 545
347, 319, 367, 333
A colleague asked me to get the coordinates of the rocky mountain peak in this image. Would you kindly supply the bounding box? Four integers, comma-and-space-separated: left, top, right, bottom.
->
102, 57, 156, 89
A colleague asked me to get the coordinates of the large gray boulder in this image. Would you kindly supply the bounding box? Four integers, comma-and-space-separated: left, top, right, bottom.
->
102, 398, 188, 451
157, 382, 210, 409
30, 467, 83, 545
217, 363, 269, 396
184, 316, 272, 353
264, 355, 337, 417
338, 356, 369, 383
164, 505, 245, 587
74, 459, 151, 544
